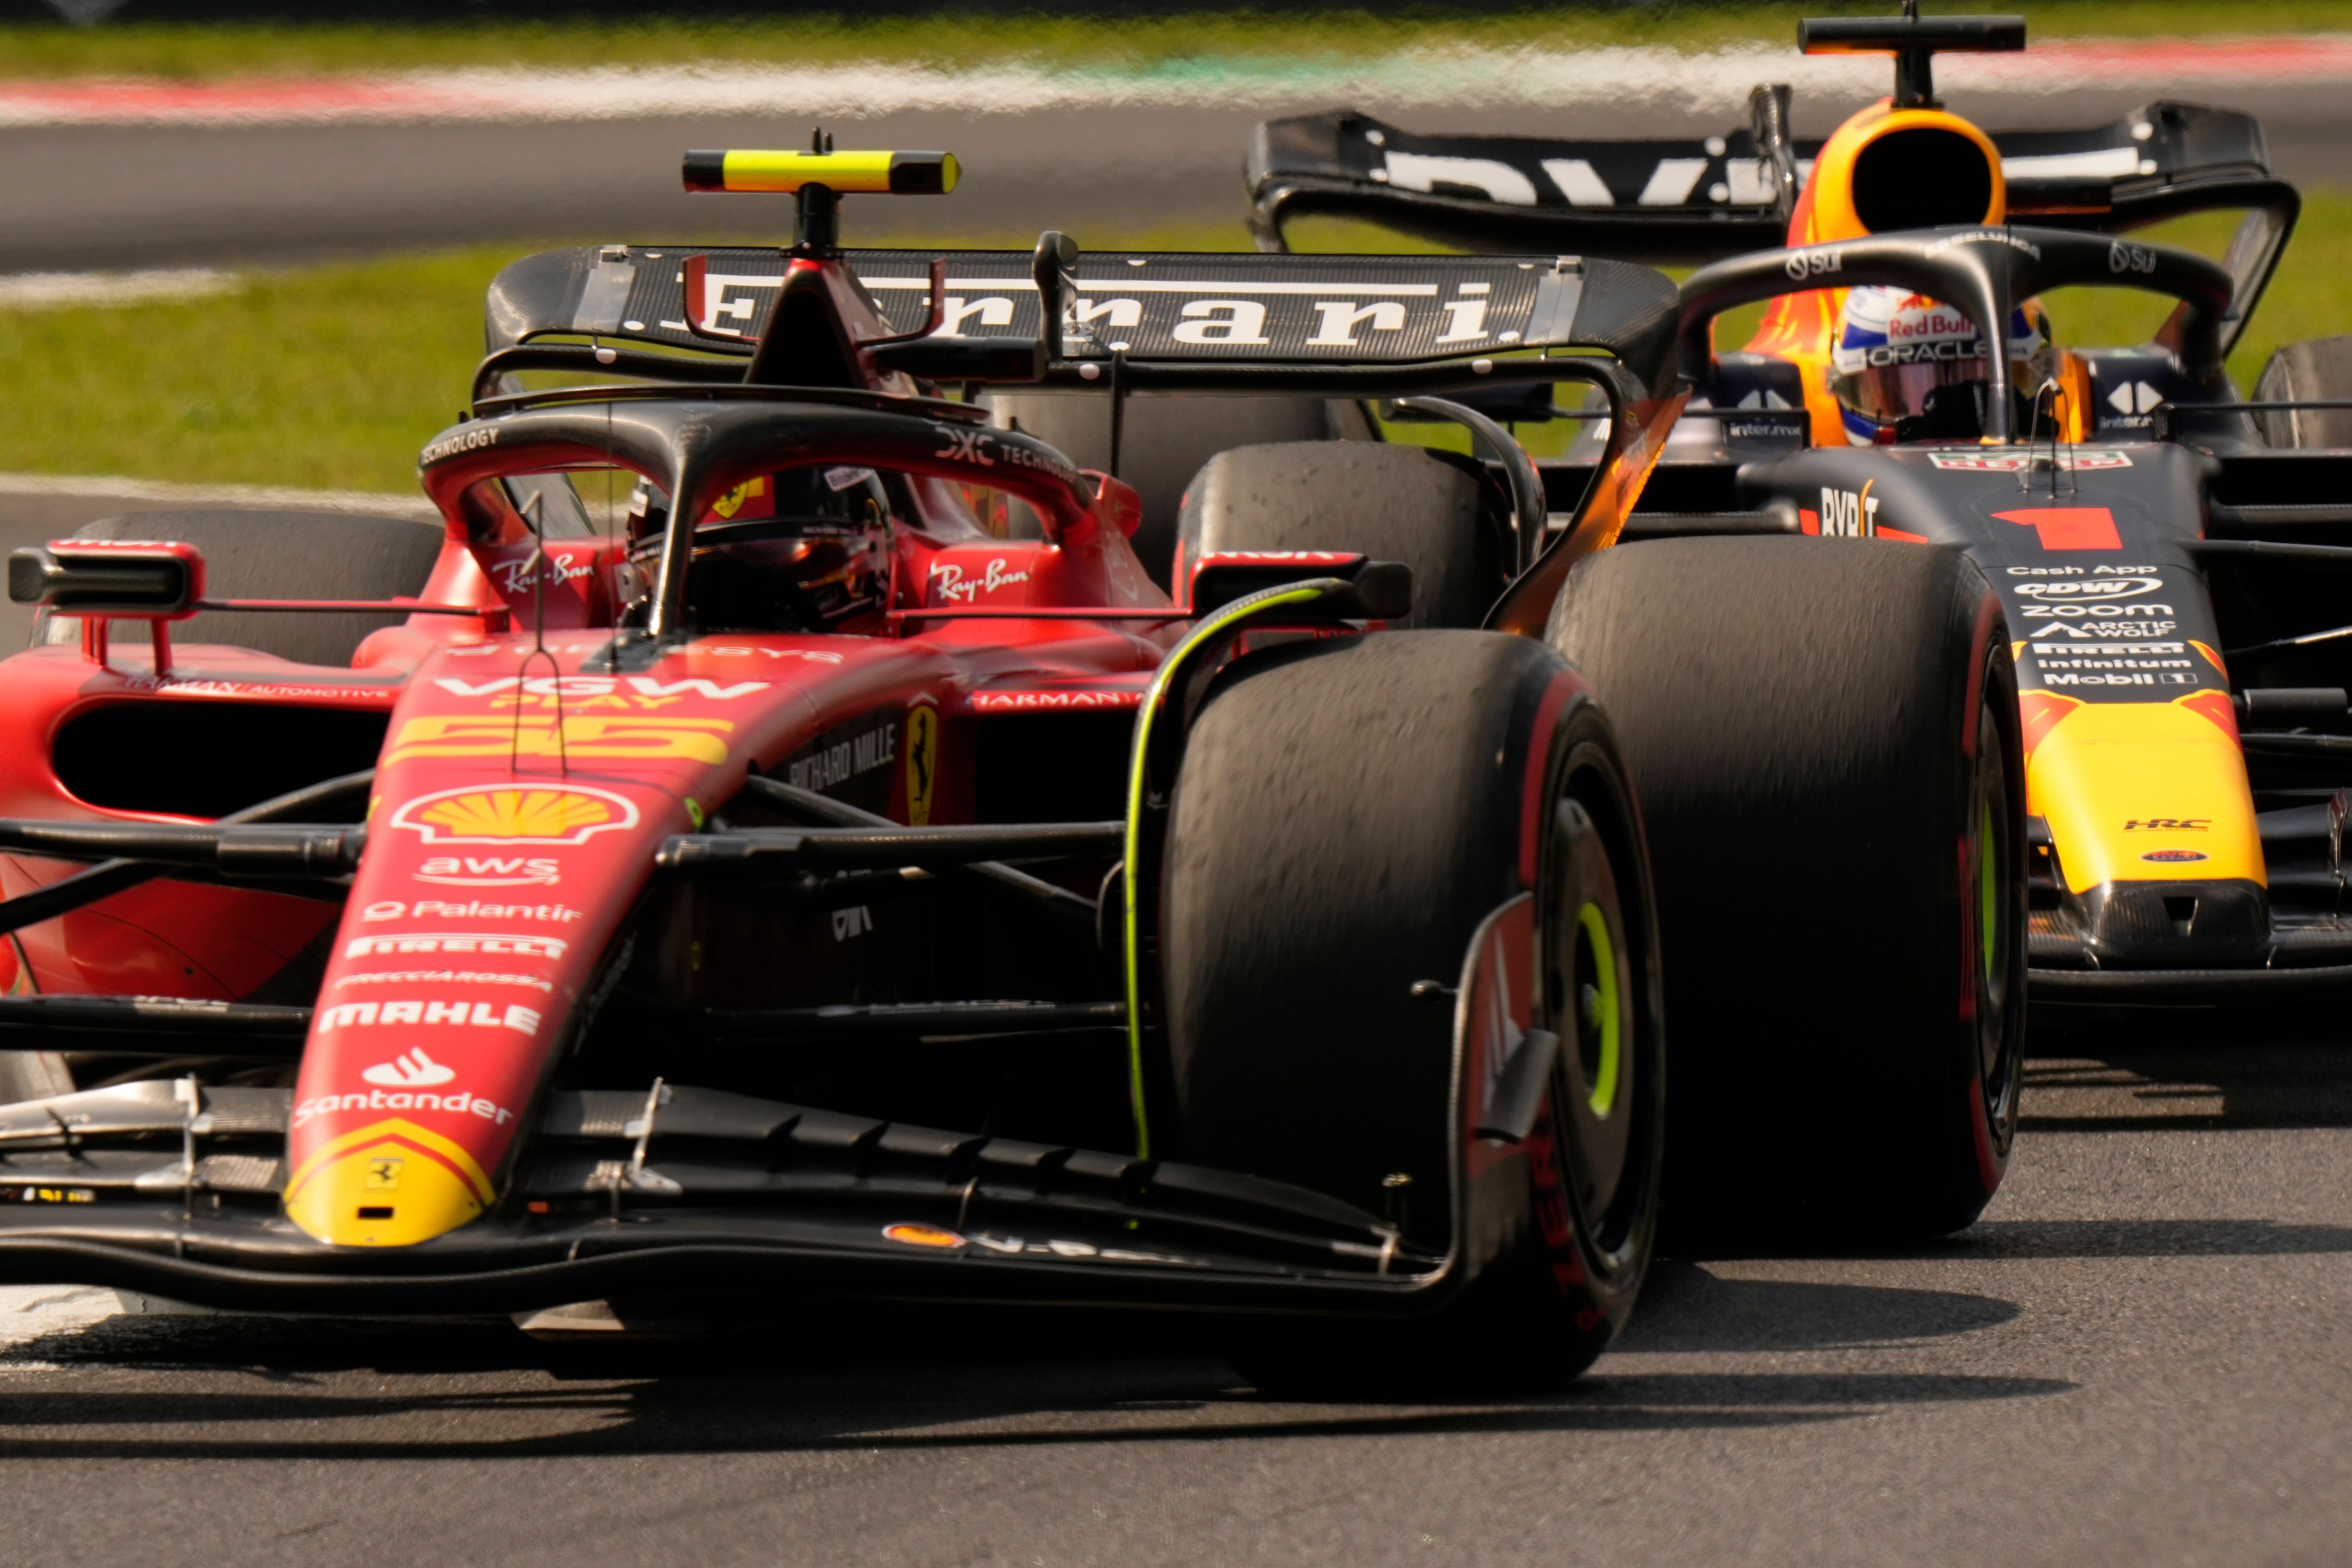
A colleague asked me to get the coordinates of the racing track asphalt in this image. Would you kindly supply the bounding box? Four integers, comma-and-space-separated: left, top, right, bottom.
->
2, 81, 2349, 273
1, 1009, 2349, 1568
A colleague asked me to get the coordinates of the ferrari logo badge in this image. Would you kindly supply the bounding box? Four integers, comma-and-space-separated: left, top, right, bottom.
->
705, 476, 769, 521
364, 1158, 403, 1192
904, 703, 938, 826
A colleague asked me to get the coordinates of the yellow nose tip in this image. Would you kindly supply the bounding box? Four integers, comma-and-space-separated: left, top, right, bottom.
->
283, 1120, 495, 1246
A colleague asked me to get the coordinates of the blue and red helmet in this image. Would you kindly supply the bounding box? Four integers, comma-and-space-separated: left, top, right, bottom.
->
1830, 287, 2053, 444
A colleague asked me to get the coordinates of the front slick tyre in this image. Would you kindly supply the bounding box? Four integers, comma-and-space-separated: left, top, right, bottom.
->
1548, 537, 2025, 1245
1160, 632, 1664, 1396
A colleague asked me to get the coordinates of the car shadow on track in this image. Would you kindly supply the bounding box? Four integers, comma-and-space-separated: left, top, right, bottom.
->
1682, 1214, 2352, 1266
0, 1292, 2070, 1459
1960, 1216, 2352, 1256
2024, 1005, 2352, 1133
1609, 1262, 2018, 1352
1671, 1011, 2352, 1268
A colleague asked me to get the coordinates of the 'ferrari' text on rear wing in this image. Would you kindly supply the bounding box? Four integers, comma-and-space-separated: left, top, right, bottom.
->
483, 245, 1680, 393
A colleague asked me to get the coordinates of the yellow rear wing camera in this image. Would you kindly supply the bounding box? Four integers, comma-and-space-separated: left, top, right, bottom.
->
682, 130, 959, 257
681, 148, 959, 196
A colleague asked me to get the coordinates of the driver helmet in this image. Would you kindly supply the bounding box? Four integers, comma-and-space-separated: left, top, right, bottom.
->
1830, 286, 2053, 445
633, 464, 894, 632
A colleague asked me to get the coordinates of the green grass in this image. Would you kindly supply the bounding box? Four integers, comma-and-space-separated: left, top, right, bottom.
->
0, 222, 1257, 494
0, 194, 2345, 494
2036, 202, 2352, 382
0, 4, 2338, 78
0, 246, 498, 494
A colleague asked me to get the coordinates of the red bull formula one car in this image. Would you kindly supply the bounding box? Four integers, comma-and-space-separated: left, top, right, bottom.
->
1245, 8, 2352, 1010
0, 138, 2026, 1382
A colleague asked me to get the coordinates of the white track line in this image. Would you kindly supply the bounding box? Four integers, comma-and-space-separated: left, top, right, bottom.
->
0, 269, 239, 311
0, 472, 435, 519
0, 36, 2343, 127
0, 1284, 122, 1369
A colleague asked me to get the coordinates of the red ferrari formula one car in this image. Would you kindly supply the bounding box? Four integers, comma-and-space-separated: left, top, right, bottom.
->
0, 141, 2024, 1382
1244, 8, 2352, 1009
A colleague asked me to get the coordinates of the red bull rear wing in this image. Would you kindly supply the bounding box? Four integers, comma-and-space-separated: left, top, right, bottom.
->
1245, 100, 2291, 310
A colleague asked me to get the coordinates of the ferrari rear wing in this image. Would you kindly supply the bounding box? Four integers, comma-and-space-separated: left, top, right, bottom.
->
480, 244, 1681, 400
1245, 99, 2296, 353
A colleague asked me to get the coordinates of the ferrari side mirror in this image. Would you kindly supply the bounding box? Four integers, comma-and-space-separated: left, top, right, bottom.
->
7, 539, 205, 617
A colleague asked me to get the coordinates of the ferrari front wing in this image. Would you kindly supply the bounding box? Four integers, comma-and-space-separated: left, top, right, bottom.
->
0, 1078, 1445, 1316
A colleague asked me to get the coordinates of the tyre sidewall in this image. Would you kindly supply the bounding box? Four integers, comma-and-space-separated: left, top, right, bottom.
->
1546, 538, 2024, 1240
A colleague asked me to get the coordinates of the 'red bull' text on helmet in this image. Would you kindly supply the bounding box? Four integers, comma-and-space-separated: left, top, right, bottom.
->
1830, 287, 2053, 445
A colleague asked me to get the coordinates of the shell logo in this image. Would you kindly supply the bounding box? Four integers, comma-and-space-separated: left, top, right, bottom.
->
388, 784, 642, 846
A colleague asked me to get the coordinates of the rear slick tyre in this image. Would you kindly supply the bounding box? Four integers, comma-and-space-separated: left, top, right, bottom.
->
2254, 334, 2352, 448
981, 393, 1372, 588
1548, 537, 2024, 1244
1158, 632, 1664, 1394
1174, 441, 1506, 628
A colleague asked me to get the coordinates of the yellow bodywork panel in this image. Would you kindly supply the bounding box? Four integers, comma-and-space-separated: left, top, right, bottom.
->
1742, 99, 2009, 447
2025, 694, 2263, 892
283, 1118, 496, 1247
